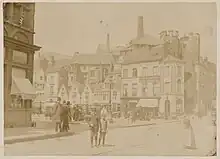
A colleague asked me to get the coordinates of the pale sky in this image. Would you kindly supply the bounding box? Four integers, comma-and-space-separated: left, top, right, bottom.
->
34, 2, 217, 63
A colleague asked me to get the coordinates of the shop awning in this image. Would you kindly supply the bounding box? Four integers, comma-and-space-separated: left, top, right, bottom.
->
11, 77, 36, 100
136, 99, 158, 108
128, 100, 138, 103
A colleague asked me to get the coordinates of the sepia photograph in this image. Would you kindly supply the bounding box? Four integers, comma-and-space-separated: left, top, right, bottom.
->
3, 2, 217, 156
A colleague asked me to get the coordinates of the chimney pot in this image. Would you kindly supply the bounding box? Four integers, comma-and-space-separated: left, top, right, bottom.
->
137, 16, 144, 38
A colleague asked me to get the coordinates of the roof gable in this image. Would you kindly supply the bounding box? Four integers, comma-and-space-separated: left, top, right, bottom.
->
131, 34, 163, 45
162, 55, 185, 64
123, 46, 163, 64
73, 53, 115, 65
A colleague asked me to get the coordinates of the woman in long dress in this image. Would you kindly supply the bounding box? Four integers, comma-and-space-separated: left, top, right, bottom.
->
183, 118, 196, 149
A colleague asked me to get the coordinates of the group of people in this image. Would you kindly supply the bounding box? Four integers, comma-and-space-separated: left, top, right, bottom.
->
89, 105, 108, 148
52, 97, 71, 132
52, 97, 109, 147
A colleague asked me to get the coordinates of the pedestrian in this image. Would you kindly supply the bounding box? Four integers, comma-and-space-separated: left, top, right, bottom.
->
62, 101, 71, 132
99, 114, 108, 146
52, 97, 63, 132
182, 117, 196, 149
89, 109, 99, 147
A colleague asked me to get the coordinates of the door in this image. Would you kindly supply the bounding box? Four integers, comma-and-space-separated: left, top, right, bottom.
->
165, 99, 170, 118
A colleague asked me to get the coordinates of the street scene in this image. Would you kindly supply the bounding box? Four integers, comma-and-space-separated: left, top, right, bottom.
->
3, 2, 217, 156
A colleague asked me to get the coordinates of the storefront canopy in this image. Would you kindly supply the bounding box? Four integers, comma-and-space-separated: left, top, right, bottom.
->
11, 77, 36, 100
136, 99, 158, 108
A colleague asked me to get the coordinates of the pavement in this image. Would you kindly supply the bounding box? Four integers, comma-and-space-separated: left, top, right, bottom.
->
4, 118, 178, 144
4, 120, 215, 156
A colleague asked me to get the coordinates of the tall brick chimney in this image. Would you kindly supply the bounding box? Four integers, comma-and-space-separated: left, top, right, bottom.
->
106, 33, 110, 52
137, 16, 144, 38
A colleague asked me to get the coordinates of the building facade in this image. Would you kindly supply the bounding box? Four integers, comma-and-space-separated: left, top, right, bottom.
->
121, 48, 185, 118
195, 57, 216, 116
4, 3, 41, 127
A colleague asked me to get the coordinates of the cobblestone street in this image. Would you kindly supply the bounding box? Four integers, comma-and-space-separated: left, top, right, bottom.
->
5, 120, 215, 156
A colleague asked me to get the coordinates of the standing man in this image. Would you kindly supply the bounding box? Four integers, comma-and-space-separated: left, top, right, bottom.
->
89, 109, 99, 147
52, 97, 62, 132
99, 113, 108, 146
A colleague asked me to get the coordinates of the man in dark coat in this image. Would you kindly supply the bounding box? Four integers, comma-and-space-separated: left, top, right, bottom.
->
89, 109, 100, 147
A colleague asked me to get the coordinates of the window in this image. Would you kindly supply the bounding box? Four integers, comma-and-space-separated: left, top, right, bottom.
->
123, 84, 128, 96
164, 82, 171, 93
103, 92, 108, 100
49, 85, 54, 95
12, 67, 26, 78
40, 76, 43, 80
113, 91, 117, 100
103, 68, 108, 77
13, 4, 21, 24
71, 76, 74, 82
11, 95, 22, 108
90, 70, 95, 77
142, 67, 148, 77
177, 66, 182, 77
164, 66, 170, 77
72, 92, 77, 99
105, 83, 109, 89
132, 68, 138, 77
123, 69, 128, 78
22, 8, 30, 28
176, 99, 183, 114
132, 83, 138, 96
177, 80, 181, 93
12, 50, 28, 64
153, 80, 160, 96
50, 76, 54, 83
153, 66, 159, 76
85, 92, 89, 104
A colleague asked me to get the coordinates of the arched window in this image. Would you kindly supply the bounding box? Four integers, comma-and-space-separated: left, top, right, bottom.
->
176, 99, 183, 114
132, 68, 138, 77
177, 79, 181, 93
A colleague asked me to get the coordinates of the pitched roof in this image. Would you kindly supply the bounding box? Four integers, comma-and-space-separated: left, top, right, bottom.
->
131, 34, 163, 45
72, 53, 115, 65
199, 58, 216, 74
88, 83, 103, 92
70, 81, 86, 95
96, 44, 109, 54
162, 55, 185, 64
123, 46, 163, 64
46, 59, 73, 73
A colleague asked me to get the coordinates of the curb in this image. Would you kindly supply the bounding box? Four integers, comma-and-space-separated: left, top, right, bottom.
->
109, 120, 179, 130
4, 131, 75, 145
4, 120, 179, 145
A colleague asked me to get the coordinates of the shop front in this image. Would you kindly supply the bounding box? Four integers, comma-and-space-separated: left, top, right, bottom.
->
4, 36, 41, 128
136, 98, 160, 119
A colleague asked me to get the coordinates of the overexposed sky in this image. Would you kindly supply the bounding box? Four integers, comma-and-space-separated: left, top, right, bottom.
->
34, 2, 217, 63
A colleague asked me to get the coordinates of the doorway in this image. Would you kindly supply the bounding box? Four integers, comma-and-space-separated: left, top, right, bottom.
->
165, 99, 170, 118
